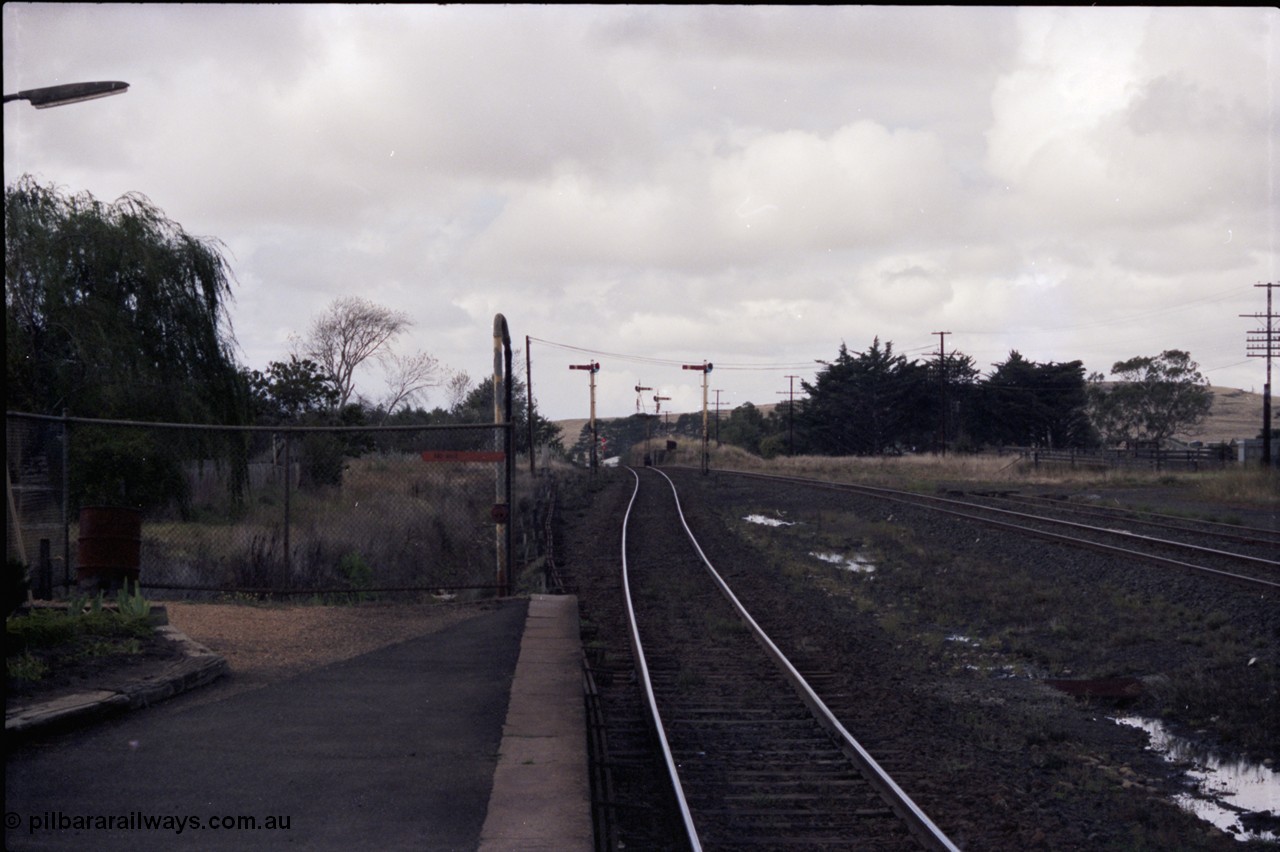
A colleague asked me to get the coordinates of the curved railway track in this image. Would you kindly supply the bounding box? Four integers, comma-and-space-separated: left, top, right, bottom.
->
676, 468, 1279, 592
556, 465, 1276, 849
621, 467, 957, 851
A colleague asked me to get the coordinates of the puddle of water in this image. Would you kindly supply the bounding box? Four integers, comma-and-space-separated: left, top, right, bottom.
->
1113, 715, 1279, 843
809, 551, 876, 574
742, 514, 797, 527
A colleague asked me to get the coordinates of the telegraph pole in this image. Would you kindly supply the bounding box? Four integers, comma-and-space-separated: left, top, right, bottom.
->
777, 375, 800, 456
683, 362, 714, 474
1242, 282, 1276, 465
653, 394, 671, 462
933, 331, 950, 455
525, 336, 536, 477
713, 389, 724, 447
569, 362, 601, 471
636, 384, 653, 464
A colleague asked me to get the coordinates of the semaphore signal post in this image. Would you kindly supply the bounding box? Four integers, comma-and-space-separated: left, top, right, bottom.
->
683, 362, 714, 474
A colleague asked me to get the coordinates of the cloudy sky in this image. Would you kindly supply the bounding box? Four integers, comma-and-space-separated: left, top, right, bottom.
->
5, 5, 1276, 421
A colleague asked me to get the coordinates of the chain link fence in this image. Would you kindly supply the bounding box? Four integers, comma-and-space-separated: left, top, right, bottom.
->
7, 413, 527, 602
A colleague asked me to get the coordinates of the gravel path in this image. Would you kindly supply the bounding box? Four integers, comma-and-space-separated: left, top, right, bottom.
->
162, 601, 493, 692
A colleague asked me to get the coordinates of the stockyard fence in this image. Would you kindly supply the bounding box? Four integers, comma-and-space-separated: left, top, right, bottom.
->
6, 412, 548, 602
1019, 445, 1237, 472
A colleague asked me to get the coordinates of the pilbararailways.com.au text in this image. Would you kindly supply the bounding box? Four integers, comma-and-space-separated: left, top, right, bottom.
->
9, 810, 292, 835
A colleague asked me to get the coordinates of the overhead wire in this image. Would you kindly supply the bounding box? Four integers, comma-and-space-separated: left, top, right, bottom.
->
532, 279, 1262, 381
526, 336, 818, 372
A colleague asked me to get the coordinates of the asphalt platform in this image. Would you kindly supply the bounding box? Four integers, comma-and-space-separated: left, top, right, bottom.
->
4, 594, 592, 851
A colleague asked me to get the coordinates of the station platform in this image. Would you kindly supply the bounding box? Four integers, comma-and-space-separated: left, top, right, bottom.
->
5, 594, 592, 851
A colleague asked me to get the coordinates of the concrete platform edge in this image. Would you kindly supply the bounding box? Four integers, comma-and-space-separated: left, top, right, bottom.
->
479, 593, 592, 851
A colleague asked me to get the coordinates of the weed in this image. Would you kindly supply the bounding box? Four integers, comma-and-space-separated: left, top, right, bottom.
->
8, 600, 154, 653
6, 609, 78, 648
707, 614, 746, 639
115, 581, 152, 619
7, 651, 48, 682
79, 637, 143, 659
339, 552, 375, 594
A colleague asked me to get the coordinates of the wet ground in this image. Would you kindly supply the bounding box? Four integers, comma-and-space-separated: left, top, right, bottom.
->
559, 467, 1276, 848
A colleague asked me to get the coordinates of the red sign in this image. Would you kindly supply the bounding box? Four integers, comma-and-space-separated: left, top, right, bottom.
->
420, 451, 506, 463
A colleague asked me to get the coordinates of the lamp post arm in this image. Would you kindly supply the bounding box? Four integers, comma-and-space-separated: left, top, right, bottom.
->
4, 81, 129, 109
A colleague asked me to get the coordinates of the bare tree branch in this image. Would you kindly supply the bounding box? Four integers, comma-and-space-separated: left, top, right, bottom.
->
445, 371, 473, 412
379, 349, 443, 419
300, 296, 410, 409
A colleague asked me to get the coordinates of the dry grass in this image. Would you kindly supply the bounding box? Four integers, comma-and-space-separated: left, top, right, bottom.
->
688, 444, 1277, 507
131, 452, 505, 595
1184, 386, 1268, 443
1189, 466, 1279, 503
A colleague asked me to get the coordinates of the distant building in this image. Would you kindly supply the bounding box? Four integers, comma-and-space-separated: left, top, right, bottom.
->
1236, 438, 1278, 466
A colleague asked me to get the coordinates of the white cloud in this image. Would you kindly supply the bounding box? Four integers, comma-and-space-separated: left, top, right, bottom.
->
4, 5, 1276, 420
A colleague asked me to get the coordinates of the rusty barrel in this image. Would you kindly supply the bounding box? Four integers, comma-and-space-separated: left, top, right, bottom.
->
77, 506, 142, 590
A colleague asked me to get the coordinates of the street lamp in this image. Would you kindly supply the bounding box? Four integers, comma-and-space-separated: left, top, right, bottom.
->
4, 80, 129, 109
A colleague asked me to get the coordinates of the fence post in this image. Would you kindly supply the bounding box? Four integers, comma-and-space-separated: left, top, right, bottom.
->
38, 538, 52, 600
62, 410, 71, 589
283, 433, 292, 591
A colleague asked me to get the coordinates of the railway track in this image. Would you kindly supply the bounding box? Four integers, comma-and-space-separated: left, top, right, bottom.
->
556, 465, 1276, 849
961, 489, 1280, 553
680, 468, 1279, 592
621, 467, 957, 851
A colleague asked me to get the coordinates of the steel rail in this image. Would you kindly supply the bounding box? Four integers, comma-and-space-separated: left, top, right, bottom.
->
888, 488, 1279, 570
620, 468, 702, 851
981, 492, 1280, 546
699, 469, 1280, 591
645, 467, 961, 852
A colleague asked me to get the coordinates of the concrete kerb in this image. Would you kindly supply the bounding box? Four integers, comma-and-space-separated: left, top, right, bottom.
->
479, 593, 593, 851
4, 624, 228, 743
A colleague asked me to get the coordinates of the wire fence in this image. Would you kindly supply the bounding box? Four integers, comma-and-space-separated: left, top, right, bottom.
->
7, 413, 525, 601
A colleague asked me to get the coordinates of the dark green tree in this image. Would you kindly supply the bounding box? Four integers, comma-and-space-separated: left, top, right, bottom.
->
719, 402, 770, 455
798, 339, 923, 455
574, 414, 655, 463
929, 350, 981, 451
975, 352, 1091, 448
245, 357, 340, 425
453, 373, 563, 457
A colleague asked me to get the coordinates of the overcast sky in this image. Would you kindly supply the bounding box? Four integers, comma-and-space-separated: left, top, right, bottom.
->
5, 5, 1277, 421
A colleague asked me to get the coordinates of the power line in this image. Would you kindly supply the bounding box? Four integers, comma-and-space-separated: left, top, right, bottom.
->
526, 336, 816, 372
956, 284, 1255, 338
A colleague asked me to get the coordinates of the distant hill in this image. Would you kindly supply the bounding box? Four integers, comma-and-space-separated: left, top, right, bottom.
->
1187, 386, 1268, 443
552, 387, 1269, 448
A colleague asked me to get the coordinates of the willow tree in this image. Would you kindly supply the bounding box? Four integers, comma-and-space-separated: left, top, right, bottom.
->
5, 176, 247, 510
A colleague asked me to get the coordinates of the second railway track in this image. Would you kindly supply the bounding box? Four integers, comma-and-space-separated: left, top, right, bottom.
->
683, 468, 1279, 591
